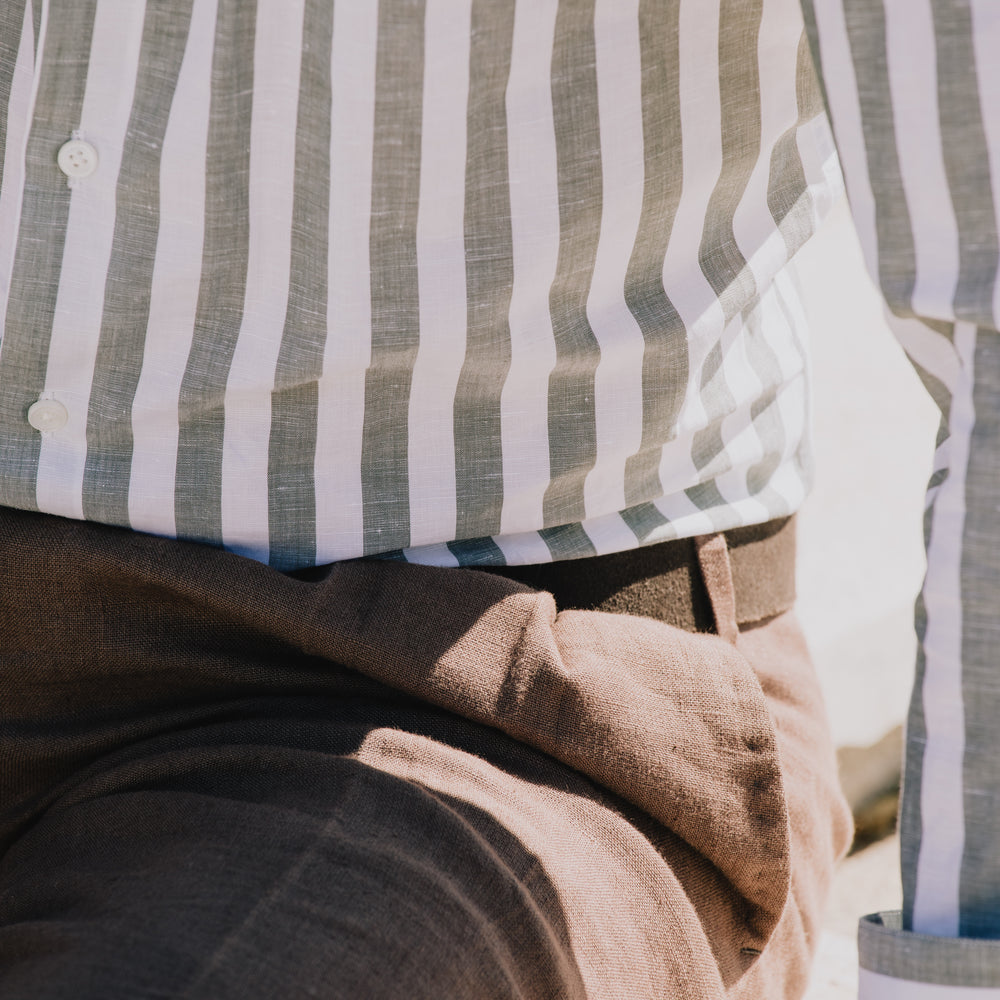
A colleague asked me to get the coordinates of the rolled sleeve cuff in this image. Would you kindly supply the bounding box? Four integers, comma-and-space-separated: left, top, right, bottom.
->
859, 911, 1000, 997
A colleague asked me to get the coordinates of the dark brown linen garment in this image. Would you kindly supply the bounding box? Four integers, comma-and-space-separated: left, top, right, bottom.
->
0, 507, 850, 998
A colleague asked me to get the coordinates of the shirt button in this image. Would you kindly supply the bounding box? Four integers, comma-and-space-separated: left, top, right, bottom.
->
27, 398, 69, 433
57, 138, 98, 179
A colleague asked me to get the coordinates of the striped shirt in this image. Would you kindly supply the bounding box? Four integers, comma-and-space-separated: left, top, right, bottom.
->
6, 2, 1000, 995
0, 0, 840, 570
804, 1, 1000, 996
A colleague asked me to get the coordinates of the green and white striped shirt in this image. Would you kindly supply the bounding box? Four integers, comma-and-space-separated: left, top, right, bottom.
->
7, 1, 1000, 996
0, 0, 839, 570
805, 1, 1000, 996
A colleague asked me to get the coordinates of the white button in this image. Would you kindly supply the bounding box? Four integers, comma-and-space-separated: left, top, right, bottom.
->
27, 398, 69, 433
57, 139, 98, 179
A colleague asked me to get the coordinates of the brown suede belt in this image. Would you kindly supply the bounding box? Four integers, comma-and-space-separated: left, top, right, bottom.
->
480, 515, 797, 633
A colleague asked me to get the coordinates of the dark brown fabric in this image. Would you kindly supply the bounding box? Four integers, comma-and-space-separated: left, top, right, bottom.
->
695, 532, 740, 645
483, 515, 797, 630
727, 516, 798, 626
0, 507, 849, 999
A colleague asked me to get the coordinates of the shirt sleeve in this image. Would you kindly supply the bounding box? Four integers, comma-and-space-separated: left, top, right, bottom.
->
799, 1, 1000, 996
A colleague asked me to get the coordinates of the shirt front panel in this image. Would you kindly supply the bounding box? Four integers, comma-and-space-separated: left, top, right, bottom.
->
0, 0, 842, 569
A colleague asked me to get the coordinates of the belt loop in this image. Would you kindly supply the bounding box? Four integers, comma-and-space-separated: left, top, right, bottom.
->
694, 532, 739, 645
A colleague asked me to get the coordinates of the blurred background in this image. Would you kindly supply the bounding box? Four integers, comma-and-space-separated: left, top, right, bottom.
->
791, 196, 939, 999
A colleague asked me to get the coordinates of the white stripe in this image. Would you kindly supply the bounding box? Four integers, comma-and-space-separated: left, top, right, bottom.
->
658, 0, 725, 496
768, 264, 810, 384
752, 281, 810, 511
884, 0, 960, 324
128, 0, 217, 538
400, 541, 459, 568
760, 393, 809, 513
36, 0, 145, 520
707, 314, 769, 515
810, 0, 881, 280
668, 0, 724, 329
913, 320, 976, 937
499, 0, 560, 538
0, 3, 37, 315
492, 528, 554, 567
407, 0, 470, 548
969, 1, 1000, 330
766, 268, 811, 511
314, 1, 378, 563
582, 0, 645, 520
219, 0, 305, 561
859, 968, 1000, 999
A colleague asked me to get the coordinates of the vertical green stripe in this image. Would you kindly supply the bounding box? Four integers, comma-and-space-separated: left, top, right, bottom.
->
30, 0, 41, 63
899, 444, 950, 932
360, 0, 425, 555
901, 441, 951, 932
842, 0, 916, 315
540, 521, 597, 560
266, 0, 334, 570
685, 479, 729, 518
0, 1, 97, 511
687, 340, 736, 507
900, 536, 931, 932
452, 0, 516, 542
81, 2, 194, 525
446, 535, 506, 566
957, 332, 1000, 936
622, 0, 687, 512
744, 308, 786, 501
766, 32, 815, 255
697, 0, 762, 319
542, 0, 602, 528
689, 0, 763, 506
174, 0, 255, 547
796, 0, 831, 116
795, 23, 825, 122
0, 2, 30, 204
621, 501, 677, 544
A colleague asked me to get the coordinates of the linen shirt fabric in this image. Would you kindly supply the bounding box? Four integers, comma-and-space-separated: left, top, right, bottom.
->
2, 1, 1000, 997
0, 0, 837, 570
